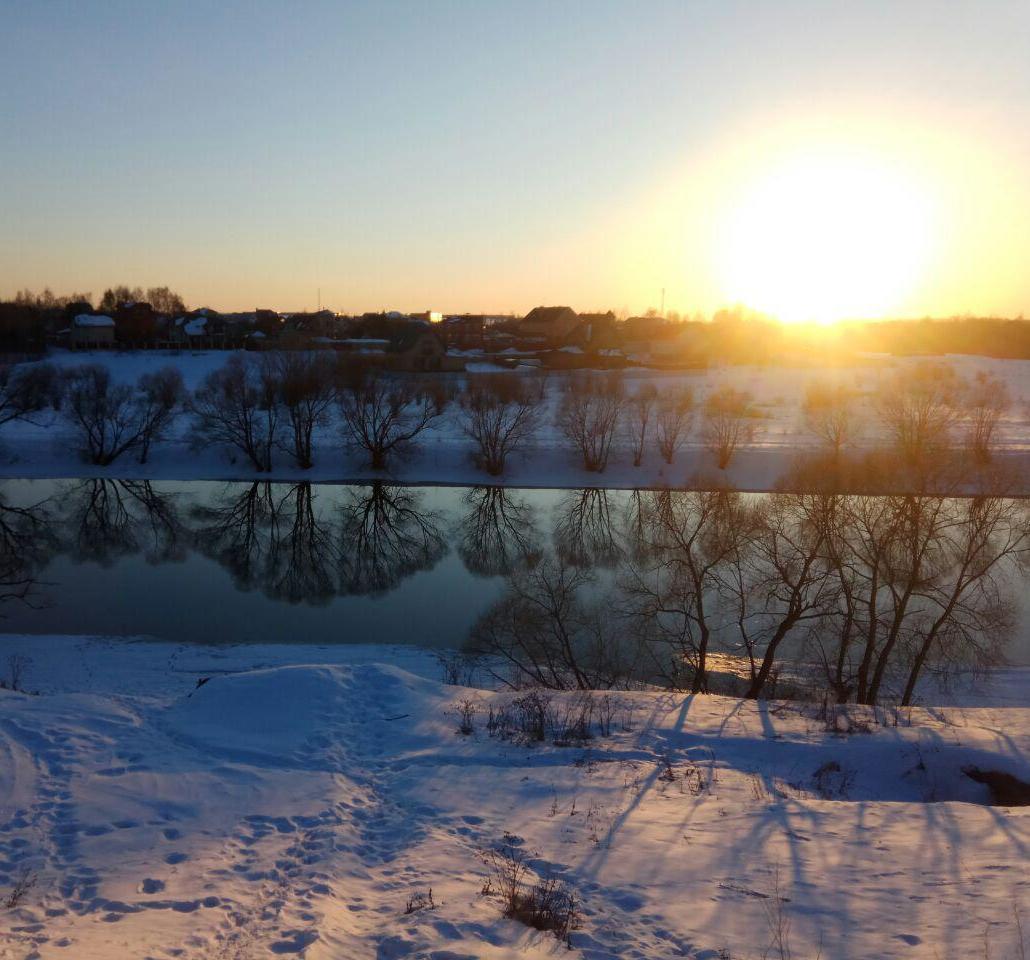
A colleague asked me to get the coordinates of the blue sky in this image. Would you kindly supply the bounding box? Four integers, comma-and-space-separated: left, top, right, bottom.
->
2, 0, 1028, 316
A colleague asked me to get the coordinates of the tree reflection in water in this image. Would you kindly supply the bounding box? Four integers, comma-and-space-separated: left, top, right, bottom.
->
554, 488, 622, 569
61, 479, 187, 566
0, 487, 55, 610
3, 476, 1022, 702
338, 483, 446, 597
191, 482, 277, 592
266, 483, 337, 605
456, 486, 540, 577
192, 482, 339, 604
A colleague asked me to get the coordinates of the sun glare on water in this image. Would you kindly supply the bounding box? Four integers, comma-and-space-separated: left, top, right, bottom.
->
716, 150, 938, 325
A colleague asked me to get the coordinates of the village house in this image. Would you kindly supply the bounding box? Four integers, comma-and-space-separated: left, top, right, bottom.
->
441, 314, 486, 351
517, 305, 580, 344
70, 314, 116, 348
386, 326, 457, 371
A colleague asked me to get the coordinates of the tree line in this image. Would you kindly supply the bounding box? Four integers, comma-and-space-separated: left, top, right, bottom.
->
0, 355, 1016, 482
471, 481, 1029, 707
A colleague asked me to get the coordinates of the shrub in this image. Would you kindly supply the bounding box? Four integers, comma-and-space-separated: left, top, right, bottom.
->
61, 365, 181, 465
625, 382, 657, 467
338, 369, 439, 469
459, 373, 544, 476
655, 387, 693, 464
483, 839, 579, 943
803, 380, 860, 456
702, 386, 755, 470
273, 351, 337, 468
190, 355, 281, 471
556, 372, 625, 472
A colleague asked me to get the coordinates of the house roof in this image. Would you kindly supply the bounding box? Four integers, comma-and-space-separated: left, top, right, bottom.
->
388, 326, 442, 353
73, 314, 115, 328
522, 306, 577, 325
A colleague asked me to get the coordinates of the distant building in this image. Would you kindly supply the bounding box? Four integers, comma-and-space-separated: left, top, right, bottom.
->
387, 327, 450, 371
569, 311, 618, 349
70, 314, 115, 348
517, 306, 580, 343
114, 301, 158, 342
441, 315, 486, 351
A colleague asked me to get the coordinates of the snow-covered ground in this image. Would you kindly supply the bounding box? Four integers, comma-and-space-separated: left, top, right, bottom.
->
2, 351, 1028, 492
1, 636, 1028, 959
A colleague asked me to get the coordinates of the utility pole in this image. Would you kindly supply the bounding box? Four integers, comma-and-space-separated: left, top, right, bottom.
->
317, 287, 321, 312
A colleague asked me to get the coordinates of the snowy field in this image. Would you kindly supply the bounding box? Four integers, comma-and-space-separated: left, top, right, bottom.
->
0, 636, 1028, 959
1, 350, 1028, 492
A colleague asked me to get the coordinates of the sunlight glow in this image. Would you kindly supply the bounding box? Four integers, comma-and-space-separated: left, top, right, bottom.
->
715, 149, 939, 324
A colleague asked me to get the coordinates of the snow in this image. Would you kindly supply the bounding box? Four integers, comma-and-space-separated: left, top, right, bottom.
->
72, 315, 114, 328
183, 318, 207, 337
0, 350, 1027, 492
0, 635, 1027, 958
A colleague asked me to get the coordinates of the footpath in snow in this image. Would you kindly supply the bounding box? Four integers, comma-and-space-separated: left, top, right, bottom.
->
0, 636, 1028, 959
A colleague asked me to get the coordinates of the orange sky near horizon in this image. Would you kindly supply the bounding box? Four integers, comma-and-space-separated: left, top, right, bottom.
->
2, 2, 1029, 321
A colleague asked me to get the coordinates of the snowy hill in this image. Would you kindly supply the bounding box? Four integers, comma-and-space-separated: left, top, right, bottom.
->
0, 639, 1028, 958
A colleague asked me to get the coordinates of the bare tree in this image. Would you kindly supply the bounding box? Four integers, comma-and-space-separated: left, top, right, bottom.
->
805, 491, 897, 702
136, 367, 184, 464
622, 488, 749, 692
145, 286, 187, 315
273, 351, 337, 468
813, 487, 1028, 706
965, 371, 1010, 464
803, 381, 861, 457
899, 494, 1028, 705
556, 372, 625, 472
471, 557, 634, 690
419, 377, 458, 417
338, 369, 439, 470
859, 495, 952, 705
0, 363, 60, 426
727, 493, 836, 699
61, 365, 143, 465
655, 387, 693, 465
98, 285, 143, 313
458, 373, 544, 476
702, 386, 756, 470
874, 361, 960, 467
190, 355, 281, 471
625, 382, 657, 467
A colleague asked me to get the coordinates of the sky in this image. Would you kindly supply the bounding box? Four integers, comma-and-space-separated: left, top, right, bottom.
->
2, 0, 1029, 320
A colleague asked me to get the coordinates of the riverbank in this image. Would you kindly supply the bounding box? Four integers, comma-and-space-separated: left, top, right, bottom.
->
0, 635, 1028, 958
1, 350, 1028, 493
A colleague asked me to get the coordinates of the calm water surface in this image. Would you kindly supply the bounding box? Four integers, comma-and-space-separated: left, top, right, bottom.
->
0, 479, 1026, 663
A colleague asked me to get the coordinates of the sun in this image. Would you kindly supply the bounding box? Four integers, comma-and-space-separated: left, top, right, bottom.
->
715, 148, 938, 325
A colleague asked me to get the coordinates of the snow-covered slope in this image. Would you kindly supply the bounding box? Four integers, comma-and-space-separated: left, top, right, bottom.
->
1, 639, 1028, 958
